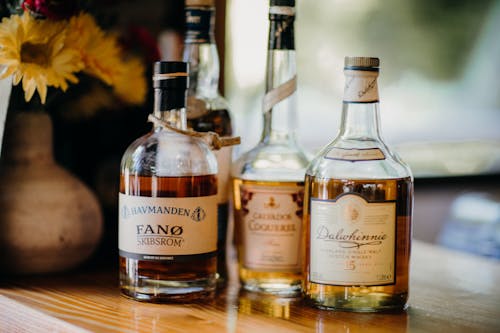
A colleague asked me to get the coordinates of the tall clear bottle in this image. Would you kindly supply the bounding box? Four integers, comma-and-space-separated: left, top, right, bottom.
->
232, 0, 309, 295
183, 0, 233, 281
303, 57, 413, 311
119, 61, 218, 302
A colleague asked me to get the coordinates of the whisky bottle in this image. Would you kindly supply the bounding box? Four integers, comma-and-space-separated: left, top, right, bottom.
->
232, 0, 309, 295
119, 61, 218, 302
183, 0, 233, 281
303, 57, 413, 311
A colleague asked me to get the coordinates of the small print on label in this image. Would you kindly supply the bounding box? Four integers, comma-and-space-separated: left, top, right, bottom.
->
309, 194, 396, 286
325, 148, 385, 162
239, 184, 303, 272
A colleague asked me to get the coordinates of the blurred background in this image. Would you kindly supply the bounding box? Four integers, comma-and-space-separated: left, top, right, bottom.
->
226, 0, 500, 171
223, 0, 500, 258
9, 0, 496, 263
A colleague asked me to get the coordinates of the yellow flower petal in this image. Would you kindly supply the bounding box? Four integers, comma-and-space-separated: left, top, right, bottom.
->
23, 78, 36, 102
0, 13, 83, 103
12, 71, 23, 85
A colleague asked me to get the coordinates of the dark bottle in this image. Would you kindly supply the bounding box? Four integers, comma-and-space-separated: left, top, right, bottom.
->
183, 0, 234, 282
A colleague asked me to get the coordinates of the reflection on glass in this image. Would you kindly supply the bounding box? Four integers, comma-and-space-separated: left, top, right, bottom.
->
237, 290, 301, 319
315, 309, 408, 333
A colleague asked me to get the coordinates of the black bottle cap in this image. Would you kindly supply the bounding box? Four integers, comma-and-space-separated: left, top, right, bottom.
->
270, 0, 295, 6
153, 61, 189, 89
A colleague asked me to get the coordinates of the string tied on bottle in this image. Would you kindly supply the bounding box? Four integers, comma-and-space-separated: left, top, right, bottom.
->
148, 114, 240, 150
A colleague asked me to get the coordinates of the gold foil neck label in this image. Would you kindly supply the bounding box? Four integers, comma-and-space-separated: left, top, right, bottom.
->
238, 183, 304, 272
310, 194, 396, 286
325, 148, 385, 161
119, 193, 217, 258
343, 70, 379, 103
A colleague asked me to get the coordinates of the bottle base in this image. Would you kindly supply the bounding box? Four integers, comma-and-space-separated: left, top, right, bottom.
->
242, 279, 302, 297
305, 292, 408, 312
120, 274, 216, 303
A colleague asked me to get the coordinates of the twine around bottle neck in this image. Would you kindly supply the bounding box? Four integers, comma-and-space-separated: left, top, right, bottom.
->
148, 114, 240, 150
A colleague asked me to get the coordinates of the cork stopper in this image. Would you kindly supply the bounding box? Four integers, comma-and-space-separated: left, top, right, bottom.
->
344, 57, 380, 69
185, 0, 214, 6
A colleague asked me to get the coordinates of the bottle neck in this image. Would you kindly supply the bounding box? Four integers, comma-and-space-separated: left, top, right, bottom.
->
153, 88, 187, 131
339, 69, 382, 141
183, 6, 219, 98
261, 6, 297, 144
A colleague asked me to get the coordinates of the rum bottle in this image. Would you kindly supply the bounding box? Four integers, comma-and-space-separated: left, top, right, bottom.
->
232, 0, 309, 295
183, 0, 233, 281
303, 57, 413, 311
119, 61, 218, 302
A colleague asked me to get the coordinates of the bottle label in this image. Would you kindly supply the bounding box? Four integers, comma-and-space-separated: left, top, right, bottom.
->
343, 69, 379, 103
325, 147, 385, 161
238, 183, 304, 272
310, 194, 396, 285
118, 193, 217, 261
185, 7, 213, 44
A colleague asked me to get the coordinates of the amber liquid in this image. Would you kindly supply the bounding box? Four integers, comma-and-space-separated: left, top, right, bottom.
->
189, 109, 233, 282
303, 176, 412, 311
233, 179, 304, 295
119, 174, 217, 302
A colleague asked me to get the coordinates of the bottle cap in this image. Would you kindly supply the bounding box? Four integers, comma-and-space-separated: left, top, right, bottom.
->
153, 61, 189, 89
186, 0, 214, 6
270, 0, 295, 6
344, 57, 380, 69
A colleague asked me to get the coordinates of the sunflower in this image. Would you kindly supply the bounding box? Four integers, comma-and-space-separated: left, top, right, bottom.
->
0, 13, 83, 104
113, 56, 147, 105
66, 13, 122, 85
66, 13, 146, 105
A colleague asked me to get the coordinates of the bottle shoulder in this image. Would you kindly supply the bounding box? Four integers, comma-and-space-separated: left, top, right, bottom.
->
232, 141, 310, 182
121, 130, 217, 176
307, 138, 413, 180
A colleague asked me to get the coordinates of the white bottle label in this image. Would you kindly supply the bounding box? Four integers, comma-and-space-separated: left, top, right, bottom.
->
310, 194, 396, 285
325, 147, 385, 161
343, 69, 379, 103
119, 193, 217, 260
214, 146, 232, 204
239, 183, 304, 272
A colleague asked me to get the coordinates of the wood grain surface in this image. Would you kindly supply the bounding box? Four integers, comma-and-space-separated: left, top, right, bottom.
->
0, 241, 499, 333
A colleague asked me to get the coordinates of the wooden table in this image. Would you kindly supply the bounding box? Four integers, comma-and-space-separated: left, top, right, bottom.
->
1, 241, 499, 332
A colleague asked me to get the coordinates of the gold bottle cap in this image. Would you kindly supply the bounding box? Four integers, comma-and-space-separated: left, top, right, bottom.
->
344, 56, 380, 68
185, 0, 215, 6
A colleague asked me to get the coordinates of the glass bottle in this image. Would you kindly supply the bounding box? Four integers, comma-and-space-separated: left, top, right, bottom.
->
303, 57, 414, 311
231, 0, 309, 296
119, 61, 218, 302
183, 0, 233, 281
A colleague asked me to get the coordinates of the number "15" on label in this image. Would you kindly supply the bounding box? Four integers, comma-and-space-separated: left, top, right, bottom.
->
344, 260, 356, 270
